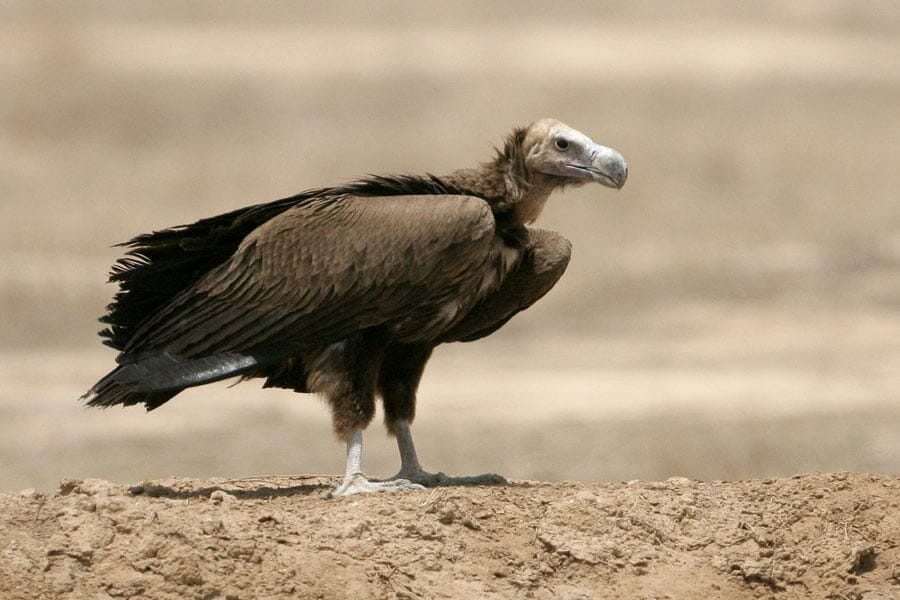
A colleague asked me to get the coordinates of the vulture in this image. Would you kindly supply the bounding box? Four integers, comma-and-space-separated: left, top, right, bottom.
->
83, 118, 628, 497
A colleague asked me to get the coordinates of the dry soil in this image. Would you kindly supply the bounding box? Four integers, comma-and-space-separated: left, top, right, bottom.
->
2, 473, 899, 599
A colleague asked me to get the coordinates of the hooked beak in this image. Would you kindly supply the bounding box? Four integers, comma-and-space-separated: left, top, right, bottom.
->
567, 144, 628, 189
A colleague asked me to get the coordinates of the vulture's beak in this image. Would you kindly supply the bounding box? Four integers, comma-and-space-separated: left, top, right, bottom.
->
568, 144, 628, 189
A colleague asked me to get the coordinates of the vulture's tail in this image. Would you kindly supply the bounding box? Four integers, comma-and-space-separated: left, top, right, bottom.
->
82, 350, 265, 410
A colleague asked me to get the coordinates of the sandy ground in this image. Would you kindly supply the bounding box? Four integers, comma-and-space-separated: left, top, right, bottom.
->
2, 2, 900, 597
2, 473, 898, 599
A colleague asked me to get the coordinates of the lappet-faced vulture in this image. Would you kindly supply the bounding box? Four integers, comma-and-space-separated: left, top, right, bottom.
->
83, 118, 628, 497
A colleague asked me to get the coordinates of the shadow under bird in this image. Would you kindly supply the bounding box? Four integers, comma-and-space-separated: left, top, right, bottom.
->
82, 118, 628, 497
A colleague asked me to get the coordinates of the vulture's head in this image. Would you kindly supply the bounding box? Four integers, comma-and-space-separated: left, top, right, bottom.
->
521, 118, 628, 190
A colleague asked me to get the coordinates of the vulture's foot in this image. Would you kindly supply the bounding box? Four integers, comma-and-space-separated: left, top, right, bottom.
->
322, 473, 426, 499
388, 469, 507, 488
388, 468, 449, 487
390, 421, 507, 487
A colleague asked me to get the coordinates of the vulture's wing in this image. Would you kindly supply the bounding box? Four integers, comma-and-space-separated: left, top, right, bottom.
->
94, 194, 498, 398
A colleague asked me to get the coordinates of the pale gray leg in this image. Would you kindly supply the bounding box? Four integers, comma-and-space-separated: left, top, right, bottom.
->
392, 419, 444, 482
387, 420, 506, 487
323, 429, 426, 498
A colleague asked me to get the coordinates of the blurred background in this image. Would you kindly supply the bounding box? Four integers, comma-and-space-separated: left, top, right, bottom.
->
2, 1, 899, 492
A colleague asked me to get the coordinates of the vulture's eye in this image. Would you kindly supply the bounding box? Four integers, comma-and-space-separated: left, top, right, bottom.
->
554, 138, 570, 151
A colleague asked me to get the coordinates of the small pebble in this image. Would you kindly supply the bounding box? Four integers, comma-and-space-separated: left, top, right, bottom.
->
210, 490, 237, 505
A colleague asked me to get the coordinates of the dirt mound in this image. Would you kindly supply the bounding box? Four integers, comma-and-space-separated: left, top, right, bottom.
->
1, 473, 898, 599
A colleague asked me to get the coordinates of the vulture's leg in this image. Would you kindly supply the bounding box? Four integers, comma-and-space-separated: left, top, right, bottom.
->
379, 344, 506, 487
312, 332, 424, 498
440, 229, 572, 343
393, 419, 427, 477
378, 344, 444, 483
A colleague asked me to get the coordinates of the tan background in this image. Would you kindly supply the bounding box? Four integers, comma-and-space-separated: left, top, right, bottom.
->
2, 2, 899, 492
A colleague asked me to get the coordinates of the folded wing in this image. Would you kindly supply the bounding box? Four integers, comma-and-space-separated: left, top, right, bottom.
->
85, 194, 499, 408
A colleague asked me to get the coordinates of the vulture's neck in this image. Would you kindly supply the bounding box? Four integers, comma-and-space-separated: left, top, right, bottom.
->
440, 135, 562, 229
